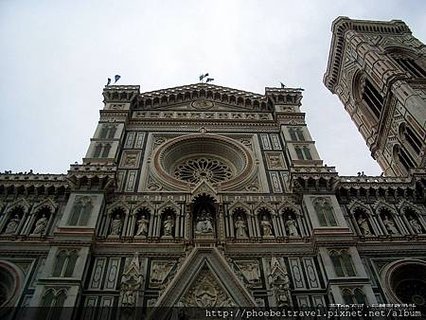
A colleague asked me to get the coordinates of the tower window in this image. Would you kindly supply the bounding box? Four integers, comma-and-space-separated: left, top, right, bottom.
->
101, 143, 111, 158
295, 146, 304, 160
100, 124, 117, 139
295, 146, 313, 160
303, 146, 312, 160
395, 57, 426, 78
93, 144, 103, 158
93, 143, 112, 158
362, 79, 384, 119
289, 128, 305, 141
394, 144, 415, 173
405, 127, 422, 155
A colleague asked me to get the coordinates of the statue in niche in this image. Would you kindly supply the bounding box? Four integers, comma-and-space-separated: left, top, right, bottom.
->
195, 209, 214, 234
4, 214, 21, 234
32, 214, 48, 235
260, 215, 273, 237
135, 215, 149, 236
357, 214, 372, 236
162, 215, 175, 237
110, 214, 123, 236
383, 215, 399, 235
235, 216, 248, 239
408, 216, 423, 234
285, 216, 299, 236
313, 197, 337, 226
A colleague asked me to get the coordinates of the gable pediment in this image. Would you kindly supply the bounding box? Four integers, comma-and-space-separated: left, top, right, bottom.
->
154, 247, 256, 309
136, 83, 270, 112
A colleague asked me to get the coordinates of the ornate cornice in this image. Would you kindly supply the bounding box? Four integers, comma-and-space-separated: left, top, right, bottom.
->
135, 83, 304, 112
0, 173, 68, 196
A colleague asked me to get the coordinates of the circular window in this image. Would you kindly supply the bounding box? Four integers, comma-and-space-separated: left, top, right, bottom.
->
151, 134, 255, 190
174, 157, 233, 184
384, 260, 426, 306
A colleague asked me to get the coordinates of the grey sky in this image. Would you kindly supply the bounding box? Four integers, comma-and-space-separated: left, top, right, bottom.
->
1, 0, 425, 175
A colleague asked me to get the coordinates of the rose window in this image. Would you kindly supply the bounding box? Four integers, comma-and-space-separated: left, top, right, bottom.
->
151, 134, 256, 190
174, 157, 233, 184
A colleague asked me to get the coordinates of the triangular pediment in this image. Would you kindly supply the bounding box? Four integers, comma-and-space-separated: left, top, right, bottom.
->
155, 247, 256, 308
137, 83, 270, 112
191, 180, 217, 199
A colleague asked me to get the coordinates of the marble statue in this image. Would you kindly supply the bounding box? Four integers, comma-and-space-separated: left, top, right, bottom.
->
4, 214, 21, 234
235, 216, 248, 239
357, 214, 372, 236
195, 209, 214, 234
162, 215, 174, 237
409, 216, 423, 234
110, 214, 123, 236
383, 215, 398, 234
285, 216, 299, 236
135, 215, 149, 236
260, 215, 273, 237
32, 214, 48, 235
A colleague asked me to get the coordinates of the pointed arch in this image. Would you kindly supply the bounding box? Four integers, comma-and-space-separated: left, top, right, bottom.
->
278, 202, 302, 217
5, 198, 31, 214
372, 200, 398, 216
158, 199, 180, 213
347, 200, 373, 216
254, 202, 276, 215
228, 201, 251, 214
396, 199, 423, 216
132, 201, 155, 215
107, 200, 130, 216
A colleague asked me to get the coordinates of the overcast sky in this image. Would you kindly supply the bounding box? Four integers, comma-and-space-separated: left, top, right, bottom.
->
1, 0, 425, 176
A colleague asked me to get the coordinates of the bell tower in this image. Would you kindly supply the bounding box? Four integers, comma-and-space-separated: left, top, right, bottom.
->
324, 17, 426, 176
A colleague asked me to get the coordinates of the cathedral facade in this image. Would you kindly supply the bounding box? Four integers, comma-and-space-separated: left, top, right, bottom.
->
0, 17, 425, 319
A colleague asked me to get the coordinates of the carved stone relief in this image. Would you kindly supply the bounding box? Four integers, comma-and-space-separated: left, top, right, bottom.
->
119, 253, 144, 308
267, 257, 292, 307
179, 268, 236, 307
234, 260, 262, 288
120, 151, 141, 169
265, 152, 287, 170
149, 261, 176, 288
